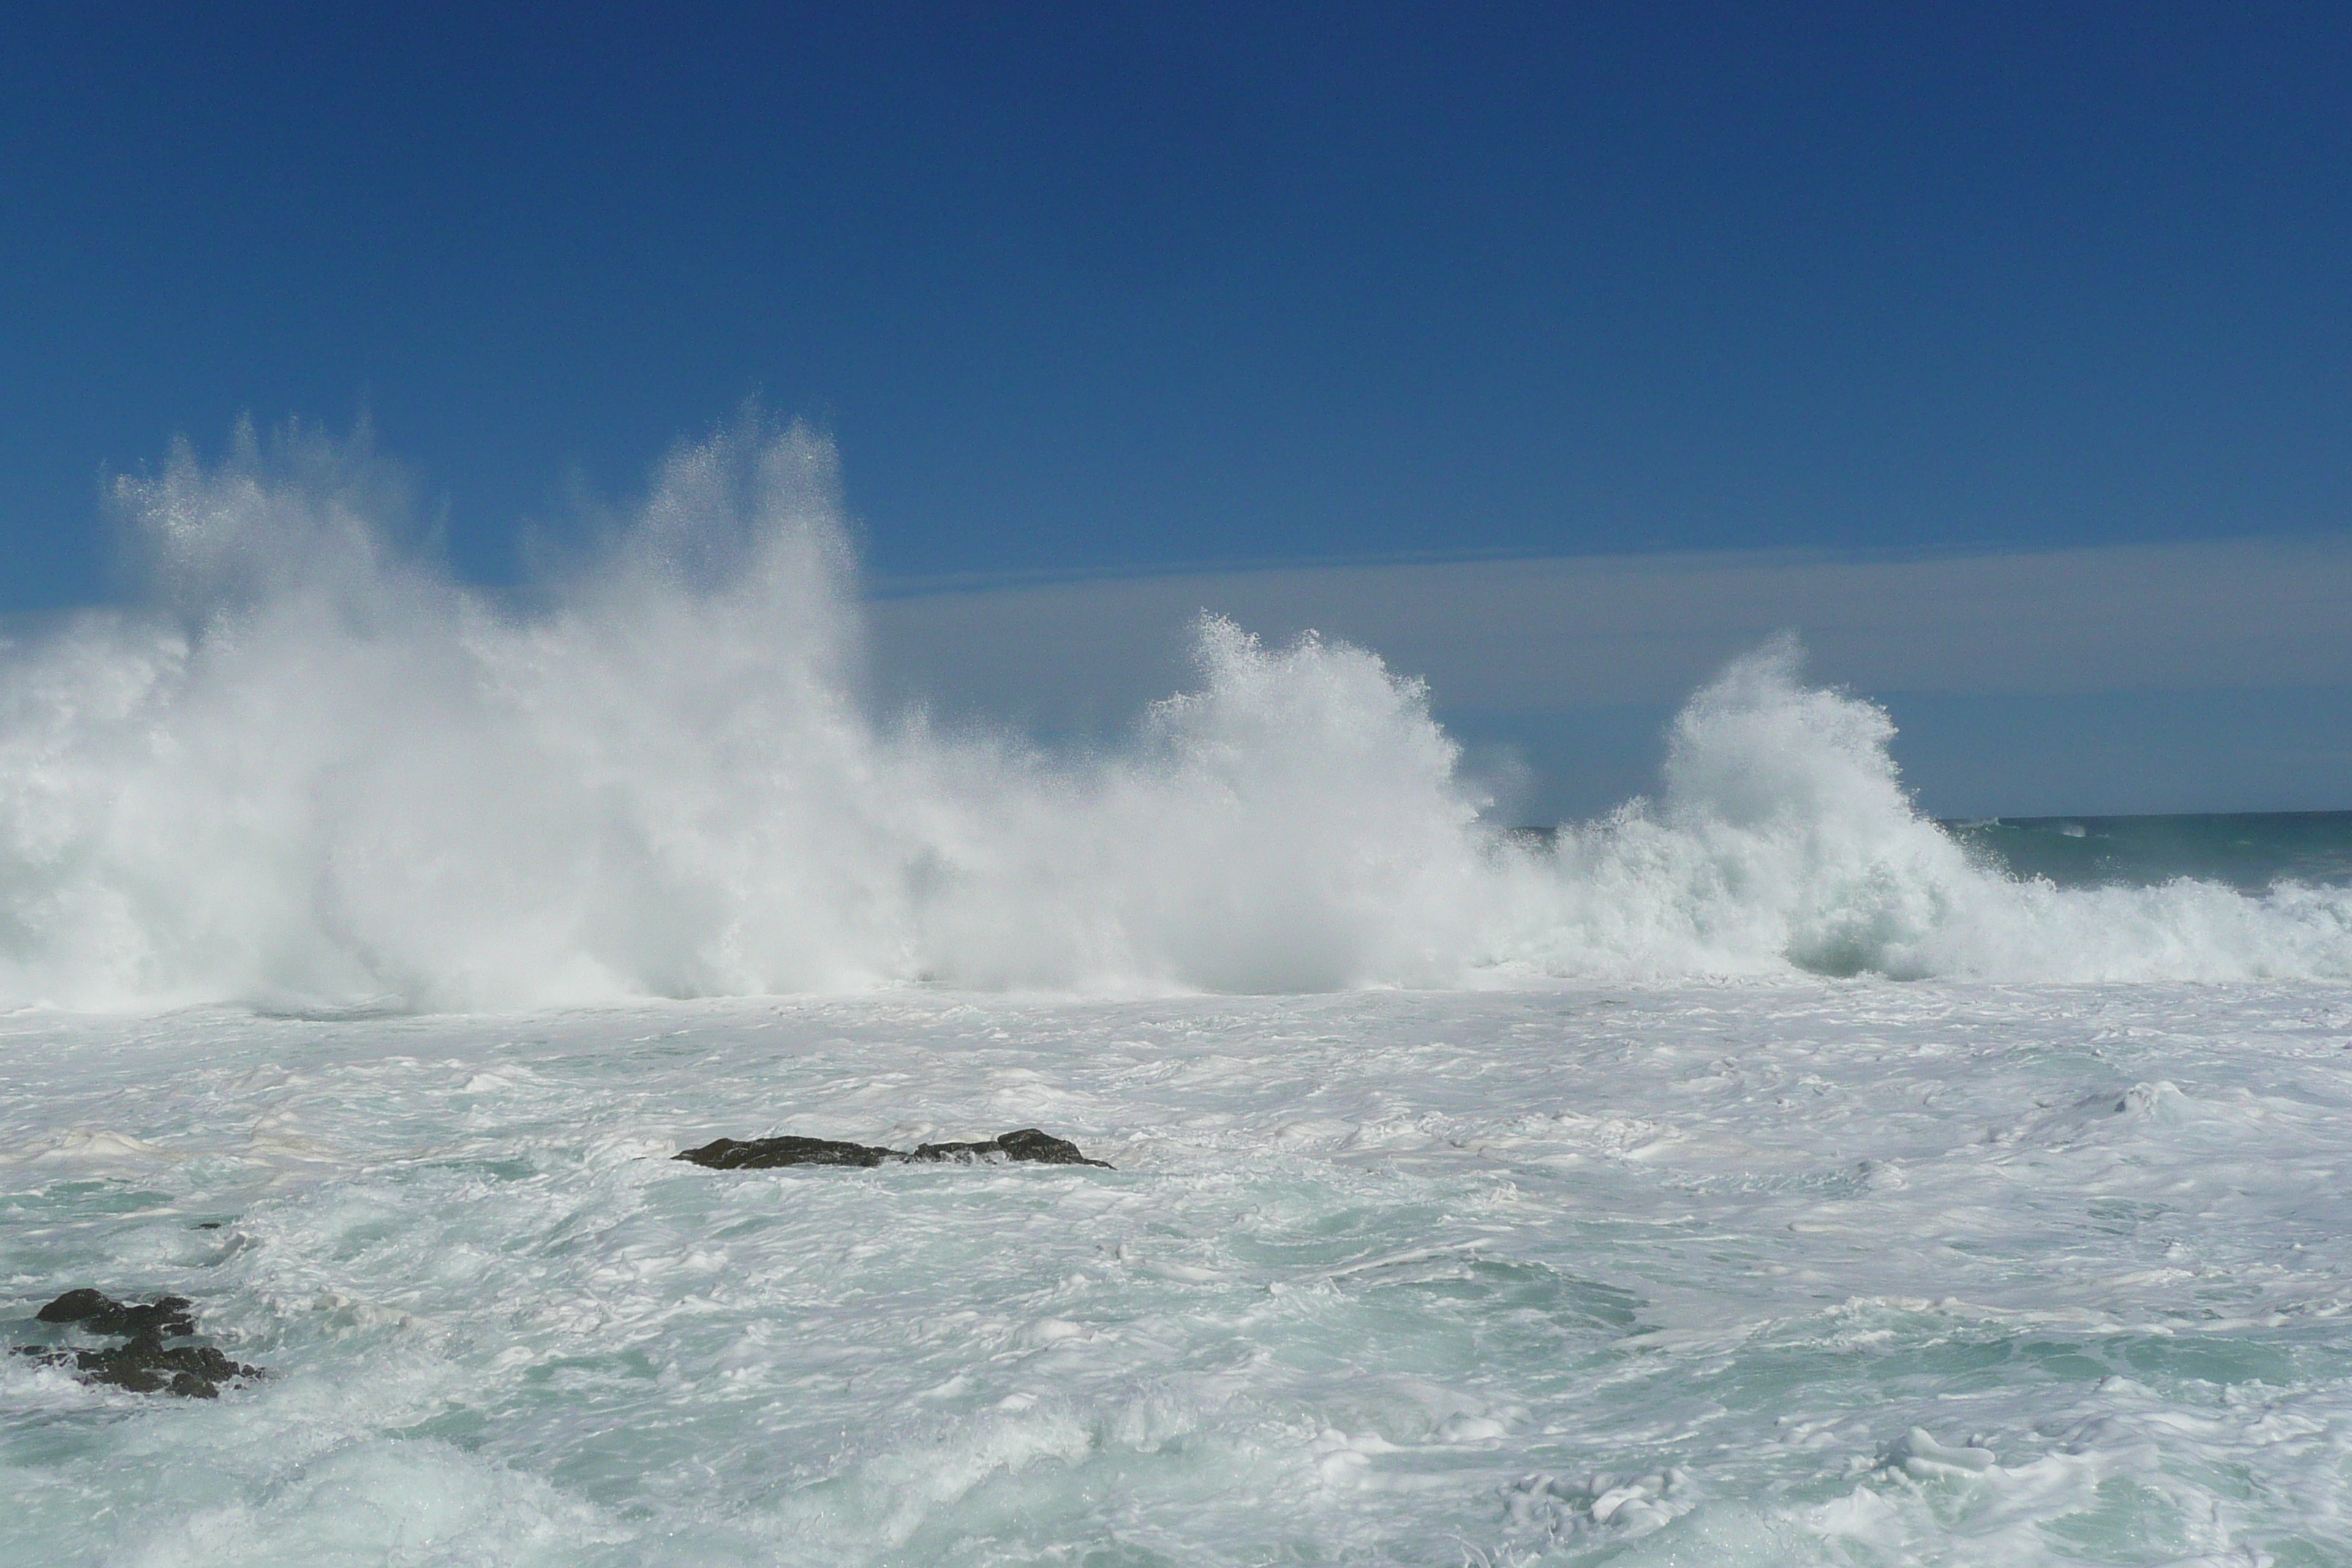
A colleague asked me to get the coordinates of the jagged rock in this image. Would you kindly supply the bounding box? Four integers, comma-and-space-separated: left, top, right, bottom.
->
37, 1288, 195, 1338
44, 1337, 259, 1398
675, 1126, 1112, 1170
18, 1289, 260, 1398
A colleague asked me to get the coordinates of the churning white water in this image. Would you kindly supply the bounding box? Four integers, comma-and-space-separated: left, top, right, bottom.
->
7, 984, 2352, 1565
0, 419, 2345, 1012
5, 421, 2352, 1565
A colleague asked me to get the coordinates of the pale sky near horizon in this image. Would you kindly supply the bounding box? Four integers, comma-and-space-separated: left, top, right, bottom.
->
4, 4, 2348, 813
867, 535, 2352, 821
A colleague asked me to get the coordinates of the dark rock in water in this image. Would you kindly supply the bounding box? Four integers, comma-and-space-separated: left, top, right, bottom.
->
675, 1134, 890, 1169
37, 1289, 195, 1338
36, 1286, 127, 1325
676, 1126, 1112, 1170
19, 1289, 260, 1398
50, 1336, 259, 1398
910, 1128, 1114, 1168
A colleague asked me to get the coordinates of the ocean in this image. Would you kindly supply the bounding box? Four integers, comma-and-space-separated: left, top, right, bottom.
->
3, 423, 2348, 1564
1948, 813, 2352, 896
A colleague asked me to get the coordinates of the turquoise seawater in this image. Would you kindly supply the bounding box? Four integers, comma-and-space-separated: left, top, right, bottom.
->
1945, 812, 2352, 893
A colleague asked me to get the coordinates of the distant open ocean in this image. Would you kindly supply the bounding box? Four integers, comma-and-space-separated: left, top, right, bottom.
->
1948, 810, 2352, 893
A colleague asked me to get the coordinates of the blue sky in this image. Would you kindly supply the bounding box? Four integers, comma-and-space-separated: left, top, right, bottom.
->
4, 3, 2349, 814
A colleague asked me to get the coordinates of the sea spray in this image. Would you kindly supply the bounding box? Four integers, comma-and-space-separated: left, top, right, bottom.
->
1491, 642, 2352, 982
0, 418, 1486, 1006
0, 418, 2345, 1010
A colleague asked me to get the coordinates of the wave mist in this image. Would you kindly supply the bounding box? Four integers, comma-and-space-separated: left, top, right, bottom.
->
1, 421, 2345, 1010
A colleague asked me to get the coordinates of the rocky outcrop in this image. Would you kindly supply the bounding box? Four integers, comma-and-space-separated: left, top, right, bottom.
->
17, 1289, 261, 1398
675, 1134, 889, 1169
37, 1287, 195, 1338
908, 1128, 1113, 1166
676, 1126, 1112, 1170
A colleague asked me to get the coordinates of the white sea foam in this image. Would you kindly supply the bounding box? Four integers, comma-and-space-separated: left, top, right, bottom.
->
7, 982, 2351, 1564
0, 418, 2345, 1011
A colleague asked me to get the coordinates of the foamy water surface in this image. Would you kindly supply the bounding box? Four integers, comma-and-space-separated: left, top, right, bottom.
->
4, 982, 2350, 1565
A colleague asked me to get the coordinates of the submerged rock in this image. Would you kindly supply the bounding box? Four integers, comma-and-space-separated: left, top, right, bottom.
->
18, 1289, 261, 1398
676, 1126, 1112, 1170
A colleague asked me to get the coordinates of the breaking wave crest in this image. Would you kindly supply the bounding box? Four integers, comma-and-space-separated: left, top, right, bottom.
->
1, 421, 2345, 1010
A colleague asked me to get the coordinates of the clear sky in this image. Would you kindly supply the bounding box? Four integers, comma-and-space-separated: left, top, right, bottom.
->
4, 3, 2349, 815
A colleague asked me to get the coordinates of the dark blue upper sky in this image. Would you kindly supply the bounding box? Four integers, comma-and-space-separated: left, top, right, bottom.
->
4, 1, 2348, 606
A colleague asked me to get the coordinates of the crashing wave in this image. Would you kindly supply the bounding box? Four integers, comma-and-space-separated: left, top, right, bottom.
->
0, 418, 2344, 1010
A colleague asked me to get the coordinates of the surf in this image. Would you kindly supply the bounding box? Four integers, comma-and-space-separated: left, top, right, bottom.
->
0, 417, 2345, 1011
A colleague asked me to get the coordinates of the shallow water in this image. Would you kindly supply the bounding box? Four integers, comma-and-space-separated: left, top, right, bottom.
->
5, 981, 2349, 1565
